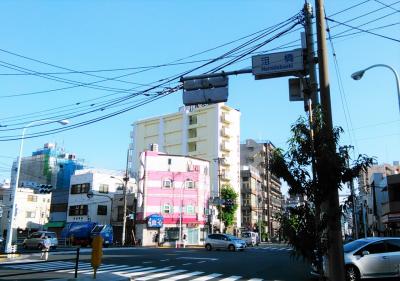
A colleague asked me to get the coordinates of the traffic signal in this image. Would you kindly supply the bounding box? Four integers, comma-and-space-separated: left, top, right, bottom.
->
39, 184, 53, 194
225, 199, 235, 207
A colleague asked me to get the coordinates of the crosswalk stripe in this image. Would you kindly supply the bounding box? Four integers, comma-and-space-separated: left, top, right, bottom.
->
248, 279, 264, 281
161, 271, 203, 280
135, 269, 187, 281
90, 265, 131, 274
115, 266, 149, 274
191, 273, 223, 281
10, 261, 74, 270
219, 276, 242, 281
126, 267, 174, 277
78, 264, 119, 274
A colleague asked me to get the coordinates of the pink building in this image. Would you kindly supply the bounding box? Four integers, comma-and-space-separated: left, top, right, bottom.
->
136, 150, 210, 246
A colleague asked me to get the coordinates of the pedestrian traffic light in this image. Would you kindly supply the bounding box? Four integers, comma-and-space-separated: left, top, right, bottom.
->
39, 184, 53, 194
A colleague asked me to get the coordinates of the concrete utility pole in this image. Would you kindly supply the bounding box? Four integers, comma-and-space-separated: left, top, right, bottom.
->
315, 0, 346, 280
121, 149, 130, 246
265, 143, 272, 238
214, 157, 225, 233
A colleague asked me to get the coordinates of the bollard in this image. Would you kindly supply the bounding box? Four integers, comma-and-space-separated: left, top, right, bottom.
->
74, 247, 80, 278
91, 236, 103, 279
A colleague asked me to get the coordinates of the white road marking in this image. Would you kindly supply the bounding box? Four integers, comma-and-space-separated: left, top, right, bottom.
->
135, 269, 187, 280
197, 261, 206, 264
126, 266, 174, 277
143, 261, 153, 264
160, 259, 170, 262
191, 273, 223, 281
181, 263, 192, 266
161, 271, 203, 280
176, 257, 218, 261
219, 276, 242, 281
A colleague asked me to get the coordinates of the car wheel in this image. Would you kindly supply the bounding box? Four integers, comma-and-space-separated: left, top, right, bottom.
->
228, 244, 236, 252
205, 244, 212, 251
346, 265, 360, 281
22, 243, 27, 249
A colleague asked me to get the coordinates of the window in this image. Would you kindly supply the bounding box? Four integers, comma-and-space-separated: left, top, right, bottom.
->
185, 180, 194, 189
164, 227, 179, 241
69, 205, 88, 216
386, 239, 400, 252
71, 183, 90, 194
188, 128, 197, 138
186, 205, 195, 214
30, 233, 41, 238
189, 115, 197, 125
358, 241, 387, 255
99, 184, 109, 194
26, 211, 35, 218
97, 205, 107, 215
0, 195, 3, 201
163, 179, 172, 188
117, 206, 124, 221
27, 195, 37, 202
163, 204, 172, 214
188, 142, 197, 152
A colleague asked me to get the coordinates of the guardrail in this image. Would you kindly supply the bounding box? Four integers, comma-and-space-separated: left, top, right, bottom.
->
0, 247, 81, 278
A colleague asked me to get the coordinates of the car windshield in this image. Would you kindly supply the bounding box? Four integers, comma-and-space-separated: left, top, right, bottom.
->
343, 240, 371, 253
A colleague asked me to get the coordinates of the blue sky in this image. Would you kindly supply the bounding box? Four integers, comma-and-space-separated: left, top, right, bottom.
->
0, 0, 399, 195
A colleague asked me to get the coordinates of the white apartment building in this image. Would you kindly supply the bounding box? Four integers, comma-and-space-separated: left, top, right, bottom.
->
0, 182, 51, 239
130, 103, 242, 229
66, 169, 134, 225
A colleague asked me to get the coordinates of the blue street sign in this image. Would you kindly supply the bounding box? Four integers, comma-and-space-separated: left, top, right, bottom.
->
147, 214, 164, 228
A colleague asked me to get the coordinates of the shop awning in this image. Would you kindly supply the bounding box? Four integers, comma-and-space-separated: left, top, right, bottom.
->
44, 221, 65, 229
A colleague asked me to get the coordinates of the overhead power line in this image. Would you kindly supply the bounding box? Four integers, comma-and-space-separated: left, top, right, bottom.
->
326, 17, 400, 43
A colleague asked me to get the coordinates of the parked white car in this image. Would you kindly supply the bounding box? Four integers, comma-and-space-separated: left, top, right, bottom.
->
22, 231, 58, 250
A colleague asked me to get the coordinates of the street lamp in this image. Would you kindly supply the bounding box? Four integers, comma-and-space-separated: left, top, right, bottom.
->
110, 175, 129, 246
351, 64, 400, 113
87, 190, 114, 224
5, 119, 69, 254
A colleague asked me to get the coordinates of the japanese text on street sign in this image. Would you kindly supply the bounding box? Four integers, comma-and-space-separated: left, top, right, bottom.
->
252, 48, 305, 79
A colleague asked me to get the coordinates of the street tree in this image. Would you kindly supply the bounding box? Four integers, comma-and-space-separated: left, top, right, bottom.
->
270, 110, 373, 279
218, 185, 238, 229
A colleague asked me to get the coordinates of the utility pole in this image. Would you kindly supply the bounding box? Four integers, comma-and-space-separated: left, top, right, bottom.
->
122, 149, 130, 246
265, 143, 272, 239
214, 157, 225, 233
315, 0, 346, 280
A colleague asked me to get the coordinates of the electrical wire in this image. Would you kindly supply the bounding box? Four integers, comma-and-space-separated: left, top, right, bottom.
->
0, 14, 301, 136
325, 13, 360, 158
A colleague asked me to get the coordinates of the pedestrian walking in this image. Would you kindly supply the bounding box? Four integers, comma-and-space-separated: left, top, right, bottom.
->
41, 237, 51, 260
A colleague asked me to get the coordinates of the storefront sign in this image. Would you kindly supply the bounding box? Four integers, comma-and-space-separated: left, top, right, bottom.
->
147, 214, 164, 228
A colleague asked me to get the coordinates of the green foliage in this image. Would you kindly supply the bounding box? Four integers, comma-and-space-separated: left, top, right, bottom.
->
270, 108, 374, 267
218, 185, 238, 227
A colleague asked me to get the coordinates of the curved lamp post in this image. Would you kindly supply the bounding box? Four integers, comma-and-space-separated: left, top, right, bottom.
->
351, 64, 400, 113
5, 119, 69, 254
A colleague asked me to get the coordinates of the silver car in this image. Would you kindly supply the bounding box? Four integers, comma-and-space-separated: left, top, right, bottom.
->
205, 233, 246, 251
343, 237, 400, 280
313, 237, 400, 281
22, 231, 58, 250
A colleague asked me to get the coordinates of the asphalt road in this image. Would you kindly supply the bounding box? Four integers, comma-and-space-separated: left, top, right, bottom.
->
0, 244, 313, 281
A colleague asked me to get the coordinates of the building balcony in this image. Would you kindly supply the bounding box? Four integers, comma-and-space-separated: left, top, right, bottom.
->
220, 142, 231, 152
220, 113, 231, 124
220, 127, 231, 138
